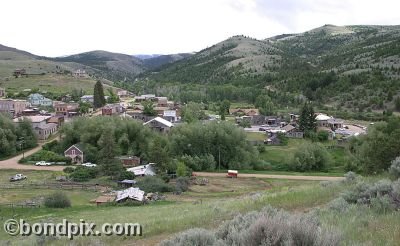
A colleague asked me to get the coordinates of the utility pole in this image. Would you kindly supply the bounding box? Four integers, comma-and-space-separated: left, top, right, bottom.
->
19, 137, 25, 159
218, 146, 221, 172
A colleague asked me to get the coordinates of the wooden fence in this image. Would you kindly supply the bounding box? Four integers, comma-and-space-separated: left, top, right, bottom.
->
0, 181, 100, 191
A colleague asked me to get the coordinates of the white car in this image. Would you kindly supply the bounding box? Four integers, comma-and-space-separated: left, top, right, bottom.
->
35, 161, 51, 166
81, 162, 97, 167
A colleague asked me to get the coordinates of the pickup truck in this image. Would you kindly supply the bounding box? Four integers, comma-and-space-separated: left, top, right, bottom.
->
10, 174, 27, 182
35, 161, 52, 166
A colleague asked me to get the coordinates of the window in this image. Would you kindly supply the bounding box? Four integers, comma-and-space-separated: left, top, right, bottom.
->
72, 149, 75, 155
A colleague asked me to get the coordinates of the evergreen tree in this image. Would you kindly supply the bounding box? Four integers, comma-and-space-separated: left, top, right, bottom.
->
395, 97, 400, 112
299, 102, 316, 133
93, 80, 106, 108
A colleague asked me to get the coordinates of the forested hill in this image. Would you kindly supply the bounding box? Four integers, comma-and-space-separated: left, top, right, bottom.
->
142, 25, 400, 113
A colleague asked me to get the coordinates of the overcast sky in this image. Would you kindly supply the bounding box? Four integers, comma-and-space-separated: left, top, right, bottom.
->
1, 0, 399, 57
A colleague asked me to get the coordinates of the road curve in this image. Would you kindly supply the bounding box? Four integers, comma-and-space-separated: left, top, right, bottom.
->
0, 142, 64, 171
193, 172, 344, 181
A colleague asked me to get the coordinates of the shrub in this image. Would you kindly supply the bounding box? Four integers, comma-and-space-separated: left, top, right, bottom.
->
257, 145, 266, 153
159, 228, 218, 246
389, 156, 400, 179
44, 192, 71, 208
159, 204, 343, 245
370, 195, 393, 214
317, 130, 329, 141
117, 170, 135, 181
69, 166, 99, 182
63, 167, 75, 174
290, 143, 332, 172
328, 197, 350, 213
176, 162, 188, 177
175, 177, 190, 194
137, 176, 173, 193
343, 171, 358, 183
23, 150, 71, 164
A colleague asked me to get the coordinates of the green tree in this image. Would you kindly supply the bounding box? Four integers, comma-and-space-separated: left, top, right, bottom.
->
395, 97, 400, 112
255, 95, 275, 116
291, 142, 332, 171
299, 102, 316, 133
16, 118, 37, 148
181, 102, 207, 123
142, 101, 157, 116
78, 102, 91, 114
93, 80, 106, 108
0, 114, 17, 157
176, 161, 188, 177
107, 88, 119, 103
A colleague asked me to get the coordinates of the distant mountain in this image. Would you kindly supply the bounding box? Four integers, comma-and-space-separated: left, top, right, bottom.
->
145, 25, 400, 111
53, 50, 146, 81
134, 54, 163, 60
0, 44, 38, 58
142, 53, 194, 70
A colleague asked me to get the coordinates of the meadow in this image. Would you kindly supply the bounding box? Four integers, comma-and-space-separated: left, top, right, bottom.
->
0, 169, 398, 245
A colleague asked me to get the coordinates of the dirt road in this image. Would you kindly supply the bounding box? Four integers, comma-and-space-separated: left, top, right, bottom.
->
193, 172, 344, 181
0, 142, 64, 171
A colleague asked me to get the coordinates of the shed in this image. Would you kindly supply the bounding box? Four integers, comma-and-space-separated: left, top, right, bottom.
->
227, 170, 238, 178
117, 179, 137, 188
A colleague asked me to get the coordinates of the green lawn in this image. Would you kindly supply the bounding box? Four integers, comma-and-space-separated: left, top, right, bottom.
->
259, 138, 346, 173
246, 132, 266, 141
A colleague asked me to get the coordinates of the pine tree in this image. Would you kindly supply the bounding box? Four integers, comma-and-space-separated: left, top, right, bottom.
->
299, 102, 316, 132
93, 80, 106, 108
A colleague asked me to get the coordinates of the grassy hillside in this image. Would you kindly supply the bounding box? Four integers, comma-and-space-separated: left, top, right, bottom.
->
134, 25, 400, 115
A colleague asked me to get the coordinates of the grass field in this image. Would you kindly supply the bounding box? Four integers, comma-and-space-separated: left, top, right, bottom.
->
1, 74, 105, 95
258, 138, 347, 173
0, 170, 399, 245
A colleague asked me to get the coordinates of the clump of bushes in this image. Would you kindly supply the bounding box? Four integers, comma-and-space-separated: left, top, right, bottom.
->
175, 177, 190, 194
290, 143, 332, 172
160, 206, 341, 246
137, 176, 173, 193
69, 166, 99, 182
44, 192, 71, 208
389, 156, 400, 179
340, 179, 400, 213
21, 150, 71, 164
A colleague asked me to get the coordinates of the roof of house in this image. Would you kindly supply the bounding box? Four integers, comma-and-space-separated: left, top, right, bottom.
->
64, 144, 84, 154
143, 117, 173, 128
315, 114, 332, 121
115, 187, 145, 202
281, 124, 295, 132
13, 115, 51, 123
35, 123, 58, 130
117, 179, 137, 184
127, 164, 155, 176
229, 108, 260, 115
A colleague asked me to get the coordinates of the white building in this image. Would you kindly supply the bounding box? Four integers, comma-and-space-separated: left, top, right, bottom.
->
127, 164, 156, 176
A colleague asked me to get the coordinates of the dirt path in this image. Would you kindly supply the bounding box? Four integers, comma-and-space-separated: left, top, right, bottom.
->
0, 140, 64, 171
193, 172, 344, 181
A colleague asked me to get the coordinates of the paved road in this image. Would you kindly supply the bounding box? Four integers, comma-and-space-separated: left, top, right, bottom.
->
0, 141, 64, 171
193, 172, 344, 181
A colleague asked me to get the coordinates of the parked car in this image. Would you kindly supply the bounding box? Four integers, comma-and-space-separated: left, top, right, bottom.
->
35, 161, 51, 166
259, 127, 266, 131
10, 174, 27, 182
81, 162, 97, 167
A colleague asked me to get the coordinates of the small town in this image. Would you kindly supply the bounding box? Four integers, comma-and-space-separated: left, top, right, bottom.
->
0, 1, 399, 245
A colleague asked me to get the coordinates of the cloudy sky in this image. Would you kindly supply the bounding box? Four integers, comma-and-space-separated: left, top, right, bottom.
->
1, 0, 399, 57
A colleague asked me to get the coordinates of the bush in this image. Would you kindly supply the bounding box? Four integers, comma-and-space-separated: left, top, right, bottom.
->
160, 206, 341, 246
343, 171, 358, 183
175, 177, 190, 194
389, 156, 400, 180
117, 170, 135, 181
137, 176, 173, 193
290, 143, 332, 172
328, 197, 350, 213
176, 162, 188, 177
160, 228, 218, 246
23, 150, 71, 164
317, 131, 329, 142
69, 166, 99, 182
63, 167, 75, 174
341, 179, 400, 211
44, 192, 71, 208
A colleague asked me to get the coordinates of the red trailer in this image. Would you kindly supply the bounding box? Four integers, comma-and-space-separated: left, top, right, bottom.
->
227, 170, 238, 178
